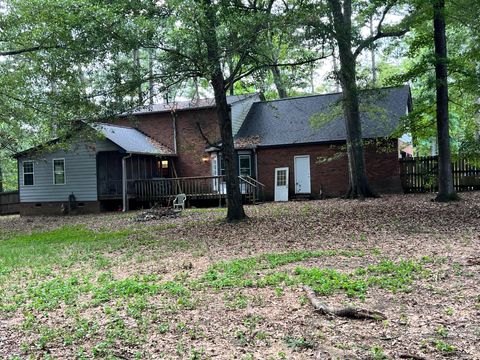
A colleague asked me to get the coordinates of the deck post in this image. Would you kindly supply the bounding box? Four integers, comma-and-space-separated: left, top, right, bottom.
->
122, 154, 132, 212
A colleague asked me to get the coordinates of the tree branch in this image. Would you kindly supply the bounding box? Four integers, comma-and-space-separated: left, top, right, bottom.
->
196, 122, 221, 149
354, 28, 408, 59
353, 2, 409, 59
229, 53, 332, 86
0, 45, 60, 56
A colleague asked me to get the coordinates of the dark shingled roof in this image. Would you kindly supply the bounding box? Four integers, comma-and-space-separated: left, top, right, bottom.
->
235, 86, 411, 147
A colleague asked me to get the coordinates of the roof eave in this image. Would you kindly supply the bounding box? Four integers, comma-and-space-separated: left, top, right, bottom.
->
124, 151, 177, 157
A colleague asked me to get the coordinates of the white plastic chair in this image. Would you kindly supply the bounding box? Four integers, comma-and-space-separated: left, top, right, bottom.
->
173, 193, 187, 211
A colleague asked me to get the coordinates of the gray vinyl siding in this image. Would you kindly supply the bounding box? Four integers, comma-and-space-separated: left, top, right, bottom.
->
231, 94, 260, 136
18, 140, 117, 203
95, 138, 122, 152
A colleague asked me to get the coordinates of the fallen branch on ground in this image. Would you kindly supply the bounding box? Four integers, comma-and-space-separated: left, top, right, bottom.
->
398, 354, 427, 360
466, 258, 480, 266
303, 285, 387, 321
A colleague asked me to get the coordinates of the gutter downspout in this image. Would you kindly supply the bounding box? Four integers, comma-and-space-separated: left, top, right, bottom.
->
171, 110, 178, 154
122, 154, 132, 212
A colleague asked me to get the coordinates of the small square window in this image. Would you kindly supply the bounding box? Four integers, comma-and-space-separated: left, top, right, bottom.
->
276, 170, 287, 186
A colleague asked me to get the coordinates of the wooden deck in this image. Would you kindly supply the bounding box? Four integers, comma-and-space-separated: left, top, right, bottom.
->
99, 175, 264, 204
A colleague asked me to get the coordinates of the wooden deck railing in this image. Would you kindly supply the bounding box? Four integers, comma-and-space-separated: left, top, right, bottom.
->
133, 175, 264, 204
98, 175, 265, 204
134, 176, 226, 201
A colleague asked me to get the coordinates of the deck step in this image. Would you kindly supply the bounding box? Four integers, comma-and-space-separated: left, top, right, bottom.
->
292, 194, 313, 201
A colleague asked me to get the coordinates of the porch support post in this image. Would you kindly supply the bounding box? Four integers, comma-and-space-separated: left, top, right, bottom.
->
122, 154, 132, 212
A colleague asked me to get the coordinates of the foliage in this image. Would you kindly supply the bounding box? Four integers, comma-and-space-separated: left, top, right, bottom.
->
385, 0, 480, 156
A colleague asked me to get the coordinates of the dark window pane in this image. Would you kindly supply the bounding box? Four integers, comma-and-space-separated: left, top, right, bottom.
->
24, 173, 34, 186
54, 173, 65, 184
54, 160, 64, 172
277, 170, 287, 186
53, 160, 65, 184
239, 155, 251, 176
219, 156, 225, 176
23, 162, 33, 173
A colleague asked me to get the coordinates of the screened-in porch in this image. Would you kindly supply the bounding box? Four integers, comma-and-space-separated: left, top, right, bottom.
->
96, 150, 264, 209
97, 151, 173, 200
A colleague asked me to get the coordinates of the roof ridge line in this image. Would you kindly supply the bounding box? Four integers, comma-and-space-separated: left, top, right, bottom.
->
257, 85, 408, 105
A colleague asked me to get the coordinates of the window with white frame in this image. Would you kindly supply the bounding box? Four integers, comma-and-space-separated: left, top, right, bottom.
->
211, 153, 218, 176
53, 159, 66, 185
238, 154, 251, 176
276, 169, 287, 186
23, 161, 34, 186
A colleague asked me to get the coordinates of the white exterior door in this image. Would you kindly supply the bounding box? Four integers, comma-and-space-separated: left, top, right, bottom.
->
274, 167, 289, 201
294, 155, 311, 194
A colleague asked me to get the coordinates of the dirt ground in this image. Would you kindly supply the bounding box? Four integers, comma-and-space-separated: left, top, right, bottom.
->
0, 193, 479, 359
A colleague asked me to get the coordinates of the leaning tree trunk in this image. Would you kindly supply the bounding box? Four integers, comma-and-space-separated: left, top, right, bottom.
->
433, 0, 458, 202
329, 0, 376, 199
200, 0, 247, 221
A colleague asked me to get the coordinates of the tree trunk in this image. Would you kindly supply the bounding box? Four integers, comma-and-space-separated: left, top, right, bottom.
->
199, 0, 247, 221
433, 0, 458, 202
133, 49, 143, 105
329, 0, 376, 199
148, 49, 154, 105
271, 65, 288, 98
227, 58, 235, 96
332, 48, 340, 93
0, 164, 3, 192
369, 16, 377, 85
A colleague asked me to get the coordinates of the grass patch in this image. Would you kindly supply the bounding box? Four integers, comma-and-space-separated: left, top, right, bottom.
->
198, 250, 425, 299
296, 259, 426, 299
0, 226, 133, 270
200, 249, 364, 288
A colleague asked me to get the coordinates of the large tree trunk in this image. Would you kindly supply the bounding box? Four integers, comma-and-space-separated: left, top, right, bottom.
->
271, 65, 288, 98
329, 0, 376, 199
433, 0, 458, 202
199, 0, 247, 221
0, 164, 3, 192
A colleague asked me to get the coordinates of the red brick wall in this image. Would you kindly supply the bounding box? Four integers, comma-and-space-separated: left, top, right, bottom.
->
257, 140, 402, 200
115, 109, 220, 177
